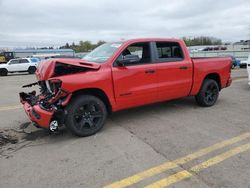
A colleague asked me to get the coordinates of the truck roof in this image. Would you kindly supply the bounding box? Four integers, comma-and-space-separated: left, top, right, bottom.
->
122, 38, 183, 43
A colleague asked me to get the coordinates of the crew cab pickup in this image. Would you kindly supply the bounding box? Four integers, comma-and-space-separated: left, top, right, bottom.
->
0, 58, 39, 76
19, 38, 232, 136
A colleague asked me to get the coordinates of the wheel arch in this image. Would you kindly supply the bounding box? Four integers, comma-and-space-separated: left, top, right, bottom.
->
0, 68, 8, 75
0, 67, 8, 71
72, 88, 112, 114
203, 73, 221, 90
28, 66, 37, 70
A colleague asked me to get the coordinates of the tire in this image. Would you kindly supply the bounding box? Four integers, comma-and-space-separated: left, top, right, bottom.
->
195, 79, 219, 107
65, 95, 107, 137
0, 69, 8, 76
240, 64, 246, 69
28, 66, 36, 74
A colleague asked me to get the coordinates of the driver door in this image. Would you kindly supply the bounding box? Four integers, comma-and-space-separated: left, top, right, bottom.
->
112, 42, 157, 110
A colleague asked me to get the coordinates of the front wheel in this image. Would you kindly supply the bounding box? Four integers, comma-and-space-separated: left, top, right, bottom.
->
65, 95, 107, 137
195, 79, 219, 107
0, 69, 8, 76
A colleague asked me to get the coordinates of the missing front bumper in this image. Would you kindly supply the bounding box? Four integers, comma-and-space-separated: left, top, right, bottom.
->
20, 92, 54, 129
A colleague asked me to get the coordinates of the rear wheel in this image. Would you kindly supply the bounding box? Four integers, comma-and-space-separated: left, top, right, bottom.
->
195, 79, 219, 107
65, 95, 107, 137
0, 69, 8, 76
28, 66, 36, 74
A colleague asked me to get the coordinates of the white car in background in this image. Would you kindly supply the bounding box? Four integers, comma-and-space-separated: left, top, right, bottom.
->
0, 58, 39, 76
247, 54, 250, 85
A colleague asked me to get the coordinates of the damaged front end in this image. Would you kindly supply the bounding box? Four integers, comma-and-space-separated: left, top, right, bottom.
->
19, 59, 100, 131
20, 79, 72, 131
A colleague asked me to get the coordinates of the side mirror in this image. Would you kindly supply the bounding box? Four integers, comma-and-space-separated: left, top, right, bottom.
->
117, 54, 140, 66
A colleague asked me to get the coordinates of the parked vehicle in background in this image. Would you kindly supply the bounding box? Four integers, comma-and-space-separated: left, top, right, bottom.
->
50, 55, 81, 59
0, 51, 14, 64
202, 46, 227, 51
231, 56, 241, 69
31, 53, 61, 61
30, 57, 41, 63
14, 49, 75, 59
0, 49, 75, 63
0, 58, 38, 76
20, 38, 232, 137
219, 55, 240, 69
247, 54, 250, 85
239, 59, 248, 68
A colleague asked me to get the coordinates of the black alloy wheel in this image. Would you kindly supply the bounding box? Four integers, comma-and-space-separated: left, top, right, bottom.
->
204, 82, 219, 104
66, 95, 107, 137
195, 79, 219, 107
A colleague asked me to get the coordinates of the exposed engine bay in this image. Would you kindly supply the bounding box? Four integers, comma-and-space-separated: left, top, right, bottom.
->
20, 79, 72, 131
19, 59, 100, 131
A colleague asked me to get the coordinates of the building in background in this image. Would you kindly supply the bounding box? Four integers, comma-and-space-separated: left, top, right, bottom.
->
13, 49, 75, 58
0, 49, 75, 63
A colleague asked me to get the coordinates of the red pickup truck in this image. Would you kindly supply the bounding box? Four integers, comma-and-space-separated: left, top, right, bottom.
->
20, 38, 232, 136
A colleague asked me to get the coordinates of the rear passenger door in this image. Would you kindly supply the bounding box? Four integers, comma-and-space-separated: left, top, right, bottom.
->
19, 59, 30, 71
153, 41, 192, 101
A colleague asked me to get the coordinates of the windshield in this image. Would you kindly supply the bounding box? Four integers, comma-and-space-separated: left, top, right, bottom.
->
82, 42, 123, 63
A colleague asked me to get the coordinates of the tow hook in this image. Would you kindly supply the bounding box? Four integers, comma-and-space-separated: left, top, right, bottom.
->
49, 120, 58, 132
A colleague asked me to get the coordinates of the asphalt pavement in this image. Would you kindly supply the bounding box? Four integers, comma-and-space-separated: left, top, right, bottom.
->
0, 69, 249, 188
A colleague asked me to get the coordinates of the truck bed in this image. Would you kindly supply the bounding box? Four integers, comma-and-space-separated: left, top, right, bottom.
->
190, 57, 232, 95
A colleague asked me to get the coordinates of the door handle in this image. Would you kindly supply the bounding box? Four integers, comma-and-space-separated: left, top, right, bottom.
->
145, 69, 156, 74
179, 66, 188, 70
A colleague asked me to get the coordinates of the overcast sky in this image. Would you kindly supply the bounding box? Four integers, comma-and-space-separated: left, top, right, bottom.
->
0, 0, 250, 47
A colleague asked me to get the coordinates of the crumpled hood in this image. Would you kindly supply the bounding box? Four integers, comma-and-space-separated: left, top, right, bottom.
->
36, 58, 101, 80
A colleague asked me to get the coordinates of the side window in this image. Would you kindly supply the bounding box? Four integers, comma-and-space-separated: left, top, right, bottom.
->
156, 42, 184, 61
8, 60, 19, 65
117, 42, 151, 65
20, 59, 29, 63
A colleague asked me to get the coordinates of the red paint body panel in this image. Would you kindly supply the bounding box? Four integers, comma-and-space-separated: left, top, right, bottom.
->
156, 59, 193, 101
36, 59, 101, 80
21, 101, 53, 128
112, 63, 157, 110
20, 38, 232, 128
190, 57, 232, 95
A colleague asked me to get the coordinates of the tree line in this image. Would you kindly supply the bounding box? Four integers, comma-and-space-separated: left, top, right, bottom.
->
60, 36, 223, 52
60, 40, 106, 53
182, 36, 222, 46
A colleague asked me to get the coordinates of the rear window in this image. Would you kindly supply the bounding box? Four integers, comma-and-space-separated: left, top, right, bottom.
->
156, 42, 184, 62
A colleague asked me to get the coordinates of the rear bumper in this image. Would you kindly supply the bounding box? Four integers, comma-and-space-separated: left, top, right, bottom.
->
20, 92, 54, 129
